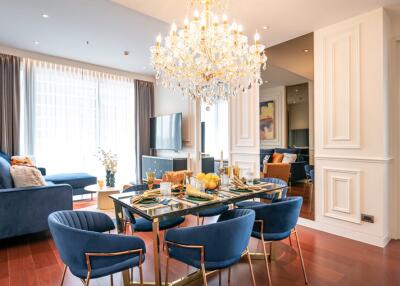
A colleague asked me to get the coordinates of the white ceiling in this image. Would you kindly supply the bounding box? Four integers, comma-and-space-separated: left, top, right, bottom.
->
0, 0, 398, 75
113, 0, 399, 47
0, 0, 168, 75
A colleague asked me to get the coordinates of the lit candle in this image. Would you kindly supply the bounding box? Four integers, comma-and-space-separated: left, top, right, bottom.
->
184, 17, 189, 29
254, 31, 260, 45
156, 34, 162, 46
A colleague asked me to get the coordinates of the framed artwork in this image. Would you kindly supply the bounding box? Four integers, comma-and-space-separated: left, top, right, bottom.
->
260, 100, 275, 140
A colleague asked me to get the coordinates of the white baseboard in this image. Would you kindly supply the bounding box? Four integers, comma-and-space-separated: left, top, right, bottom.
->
298, 218, 391, 248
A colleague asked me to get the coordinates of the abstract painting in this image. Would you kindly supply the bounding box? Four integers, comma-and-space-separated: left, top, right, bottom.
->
260, 100, 275, 140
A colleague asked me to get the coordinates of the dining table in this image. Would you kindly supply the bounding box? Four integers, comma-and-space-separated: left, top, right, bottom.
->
110, 181, 286, 286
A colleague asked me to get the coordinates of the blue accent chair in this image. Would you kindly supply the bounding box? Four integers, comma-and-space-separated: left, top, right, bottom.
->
164, 209, 256, 286
236, 177, 288, 209
247, 197, 308, 285
0, 156, 72, 239
196, 204, 230, 225
304, 165, 314, 181
48, 210, 145, 286
122, 184, 185, 233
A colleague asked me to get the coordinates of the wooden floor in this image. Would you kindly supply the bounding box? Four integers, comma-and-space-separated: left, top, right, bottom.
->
289, 183, 314, 220
0, 198, 399, 286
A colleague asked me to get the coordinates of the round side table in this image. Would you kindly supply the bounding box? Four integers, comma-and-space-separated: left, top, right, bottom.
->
84, 184, 121, 210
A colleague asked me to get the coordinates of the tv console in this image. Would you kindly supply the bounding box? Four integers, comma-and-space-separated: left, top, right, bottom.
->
141, 155, 216, 180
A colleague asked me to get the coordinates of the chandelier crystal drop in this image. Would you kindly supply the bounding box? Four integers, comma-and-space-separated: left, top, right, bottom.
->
150, 0, 268, 105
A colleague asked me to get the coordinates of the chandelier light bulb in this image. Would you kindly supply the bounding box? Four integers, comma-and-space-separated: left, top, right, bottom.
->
213, 15, 219, 24
184, 17, 189, 27
156, 34, 162, 43
171, 22, 177, 32
194, 10, 200, 19
222, 14, 228, 23
254, 32, 260, 42
238, 24, 243, 33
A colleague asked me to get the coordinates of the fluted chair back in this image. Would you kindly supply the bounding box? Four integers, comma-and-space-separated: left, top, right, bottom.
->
165, 208, 255, 269
122, 184, 152, 224
259, 177, 288, 200
48, 210, 145, 278
252, 196, 302, 238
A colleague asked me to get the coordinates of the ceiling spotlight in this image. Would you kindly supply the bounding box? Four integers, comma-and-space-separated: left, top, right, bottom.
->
41, 13, 49, 18
123, 51, 130, 56
295, 89, 299, 93
34, 41, 39, 45
303, 49, 309, 53
262, 26, 269, 30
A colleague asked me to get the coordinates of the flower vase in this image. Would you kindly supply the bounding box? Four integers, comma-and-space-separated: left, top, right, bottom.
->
106, 171, 115, 187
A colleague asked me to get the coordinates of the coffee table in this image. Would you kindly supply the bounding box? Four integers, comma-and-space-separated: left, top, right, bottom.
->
84, 184, 121, 210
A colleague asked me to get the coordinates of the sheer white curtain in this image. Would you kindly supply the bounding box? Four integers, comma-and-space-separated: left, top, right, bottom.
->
201, 100, 229, 160
21, 59, 137, 183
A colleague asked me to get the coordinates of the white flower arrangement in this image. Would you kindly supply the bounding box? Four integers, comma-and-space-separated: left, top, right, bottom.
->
96, 148, 118, 174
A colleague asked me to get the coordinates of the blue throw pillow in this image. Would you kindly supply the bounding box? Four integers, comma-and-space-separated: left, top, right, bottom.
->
0, 157, 13, 189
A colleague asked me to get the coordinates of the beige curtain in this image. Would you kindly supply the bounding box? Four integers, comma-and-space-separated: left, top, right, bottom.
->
0, 54, 20, 156
135, 80, 154, 181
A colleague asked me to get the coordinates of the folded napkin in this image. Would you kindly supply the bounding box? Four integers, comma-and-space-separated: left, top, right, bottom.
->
131, 189, 161, 204
186, 184, 214, 200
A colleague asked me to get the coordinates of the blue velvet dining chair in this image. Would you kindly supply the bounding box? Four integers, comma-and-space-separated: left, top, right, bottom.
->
236, 177, 288, 209
196, 204, 230, 225
164, 208, 256, 286
48, 210, 146, 286
247, 196, 308, 285
121, 184, 185, 233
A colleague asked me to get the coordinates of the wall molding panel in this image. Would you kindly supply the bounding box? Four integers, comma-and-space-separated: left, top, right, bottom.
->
322, 24, 361, 149
322, 167, 361, 224
229, 87, 260, 173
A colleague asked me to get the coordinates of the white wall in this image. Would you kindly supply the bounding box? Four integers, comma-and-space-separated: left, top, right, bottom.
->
303, 8, 393, 247
259, 86, 287, 148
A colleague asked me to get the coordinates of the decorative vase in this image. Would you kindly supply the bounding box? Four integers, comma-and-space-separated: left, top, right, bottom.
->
106, 170, 115, 187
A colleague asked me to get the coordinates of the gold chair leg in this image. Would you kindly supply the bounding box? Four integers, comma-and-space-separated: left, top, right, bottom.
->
201, 263, 208, 286
202, 217, 205, 225
218, 270, 222, 286
110, 274, 113, 286
246, 248, 256, 286
60, 265, 67, 286
294, 228, 308, 284
84, 273, 91, 286
289, 235, 292, 247
228, 267, 231, 283
262, 240, 272, 286
197, 215, 200, 226
165, 256, 170, 286
268, 241, 272, 262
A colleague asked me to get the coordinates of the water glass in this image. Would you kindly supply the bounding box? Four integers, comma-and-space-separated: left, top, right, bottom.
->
160, 182, 172, 196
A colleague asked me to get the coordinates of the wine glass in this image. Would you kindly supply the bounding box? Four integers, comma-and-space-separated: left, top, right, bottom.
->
146, 171, 155, 191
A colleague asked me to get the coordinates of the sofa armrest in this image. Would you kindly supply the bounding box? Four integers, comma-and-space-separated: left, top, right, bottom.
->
38, 167, 46, 176
290, 161, 307, 182
0, 184, 73, 239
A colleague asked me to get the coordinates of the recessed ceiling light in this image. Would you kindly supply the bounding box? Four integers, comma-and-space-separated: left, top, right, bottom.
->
303, 49, 309, 53
41, 13, 49, 18
34, 41, 39, 45
262, 26, 269, 30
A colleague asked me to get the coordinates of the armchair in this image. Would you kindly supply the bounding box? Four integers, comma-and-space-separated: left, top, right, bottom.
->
165, 209, 256, 286
48, 210, 145, 286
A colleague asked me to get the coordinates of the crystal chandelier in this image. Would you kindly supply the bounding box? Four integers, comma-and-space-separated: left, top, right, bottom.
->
150, 0, 267, 105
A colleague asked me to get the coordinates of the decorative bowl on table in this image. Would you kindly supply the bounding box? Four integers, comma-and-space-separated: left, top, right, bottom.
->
195, 173, 220, 190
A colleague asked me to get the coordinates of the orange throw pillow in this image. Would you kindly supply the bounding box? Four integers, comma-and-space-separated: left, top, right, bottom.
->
271, 153, 284, 163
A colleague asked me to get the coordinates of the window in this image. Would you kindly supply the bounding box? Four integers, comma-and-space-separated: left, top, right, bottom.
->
21, 60, 136, 182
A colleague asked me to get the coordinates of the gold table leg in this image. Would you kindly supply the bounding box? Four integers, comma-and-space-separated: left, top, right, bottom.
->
152, 218, 162, 286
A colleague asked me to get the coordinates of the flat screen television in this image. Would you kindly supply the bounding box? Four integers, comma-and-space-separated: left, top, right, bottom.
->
150, 112, 183, 151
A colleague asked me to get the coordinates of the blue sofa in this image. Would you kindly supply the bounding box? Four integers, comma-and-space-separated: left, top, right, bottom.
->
0, 156, 73, 239
260, 148, 308, 183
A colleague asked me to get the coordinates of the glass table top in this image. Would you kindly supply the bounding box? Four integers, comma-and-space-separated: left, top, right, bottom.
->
110, 183, 286, 221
